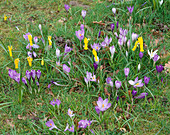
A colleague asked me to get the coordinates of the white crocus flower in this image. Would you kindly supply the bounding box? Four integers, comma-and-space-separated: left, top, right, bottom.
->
148, 49, 158, 59
159, 0, 163, 5
112, 8, 116, 14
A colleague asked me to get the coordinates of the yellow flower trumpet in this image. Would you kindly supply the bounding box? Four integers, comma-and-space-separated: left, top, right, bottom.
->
8, 46, 12, 57
132, 36, 144, 52
27, 56, 33, 67
28, 35, 33, 46
48, 36, 52, 46
14, 58, 19, 69
4, 15, 7, 21
41, 57, 44, 66
84, 37, 90, 50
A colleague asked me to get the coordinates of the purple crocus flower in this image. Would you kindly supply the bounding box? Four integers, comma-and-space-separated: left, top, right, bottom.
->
110, 45, 115, 59
104, 36, 112, 45
78, 119, 92, 128
124, 68, 130, 78
37, 70, 41, 82
22, 77, 28, 87
68, 108, 75, 117
64, 44, 73, 55
55, 99, 61, 107
46, 119, 59, 130
64, 4, 70, 12
26, 70, 31, 83
115, 80, 121, 89
68, 125, 74, 132
36, 82, 39, 87
98, 31, 101, 38
93, 62, 98, 70
100, 41, 106, 48
106, 77, 113, 87
139, 52, 143, 59
31, 70, 36, 83
56, 48, 60, 58
90, 129, 95, 135
153, 54, 160, 62
144, 76, 150, 86
81, 10, 86, 19
95, 97, 111, 114
63, 64, 70, 73
8, 69, 20, 83
132, 90, 137, 97
116, 21, 119, 29
80, 24, 84, 30
91, 43, 101, 51
128, 77, 144, 88
118, 38, 123, 46
141, 2, 147, 6
33, 51, 37, 58
110, 23, 115, 32
134, 93, 148, 99
156, 65, 164, 73
75, 30, 84, 41
23, 32, 32, 41
90, 73, 96, 82
117, 96, 119, 102
48, 84, 52, 88
127, 6, 134, 14
50, 99, 57, 106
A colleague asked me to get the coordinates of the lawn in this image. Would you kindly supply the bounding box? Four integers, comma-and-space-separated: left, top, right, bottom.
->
0, 0, 170, 134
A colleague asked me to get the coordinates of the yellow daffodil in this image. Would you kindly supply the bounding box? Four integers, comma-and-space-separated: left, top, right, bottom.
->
28, 35, 33, 46
14, 58, 19, 69
4, 15, 7, 21
92, 49, 97, 57
95, 56, 98, 62
84, 37, 90, 50
41, 57, 44, 66
48, 36, 52, 46
8, 46, 12, 57
132, 40, 138, 51
27, 56, 33, 67
138, 37, 144, 52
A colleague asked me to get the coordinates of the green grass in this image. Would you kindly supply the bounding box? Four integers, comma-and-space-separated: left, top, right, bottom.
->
0, 0, 170, 134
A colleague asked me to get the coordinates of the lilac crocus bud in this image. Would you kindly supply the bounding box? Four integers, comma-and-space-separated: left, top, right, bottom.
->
56, 48, 60, 58
139, 52, 143, 59
63, 64, 70, 73
26, 70, 31, 83
115, 80, 121, 89
110, 23, 115, 32
64, 4, 70, 12
81, 10, 86, 19
156, 65, 164, 73
80, 24, 84, 30
144, 76, 150, 86
116, 96, 119, 102
106, 77, 113, 87
127, 40, 130, 48
37, 70, 41, 82
127, 6, 134, 14
33, 51, 37, 58
110, 45, 115, 59
34, 36, 38, 43
153, 54, 160, 62
134, 93, 148, 99
48, 84, 51, 88
93, 62, 98, 71
132, 90, 137, 97
36, 82, 39, 87
126, 51, 128, 57
98, 31, 101, 38
31, 70, 36, 83
112, 8, 116, 14
124, 68, 130, 78
39, 24, 42, 31
22, 77, 28, 87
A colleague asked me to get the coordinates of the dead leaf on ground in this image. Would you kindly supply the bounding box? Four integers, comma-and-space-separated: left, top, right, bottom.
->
164, 61, 170, 73
6, 119, 14, 128
93, 21, 105, 26
104, 87, 111, 96
18, 115, 26, 120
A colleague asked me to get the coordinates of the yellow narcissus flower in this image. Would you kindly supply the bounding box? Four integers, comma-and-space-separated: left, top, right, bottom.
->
14, 58, 19, 69
28, 35, 33, 46
92, 49, 97, 57
132, 40, 138, 51
48, 36, 52, 46
8, 46, 12, 57
138, 37, 144, 52
41, 57, 44, 66
84, 37, 90, 50
27, 57, 33, 67
4, 15, 7, 21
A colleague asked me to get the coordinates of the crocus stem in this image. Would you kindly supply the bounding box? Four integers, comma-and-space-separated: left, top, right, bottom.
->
19, 84, 22, 104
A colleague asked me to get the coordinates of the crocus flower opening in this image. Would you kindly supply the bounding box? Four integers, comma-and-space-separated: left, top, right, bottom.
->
46, 119, 58, 130
115, 80, 121, 89
81, 10, 86, 19
144, 76, 150, 86
78, 119, 92, 129
106, 77, 113, 87
128, 77, 144, 88
31, 70, 36, 83
8, 46, 12, 57
110, 23, 115, 32
134, 93, 148, 99
95, 97, 111, 114
37, 70, 41, 82
139, 52, 144, 59
68, 125, 74, 132
148, 49, 158, 59
124, 68, 130, 78
50, 99, 56, 106
64, 123, 69, 132
91, 43, 101, 51
112, 8, 116, 14
63, 64, 70, 73
14, 58, 19, 69
64, 44, 73, 55
110, 45, 115, 59
64, 4, 70, 12
127, 6, 134, 14
156, 65, 164, 73
104, 36, 112, 46
75, 30, 84, 41
55, 99, 61, 107
93, 62, 98, 71
68, 108, 75, 117
27, 57, 33, 67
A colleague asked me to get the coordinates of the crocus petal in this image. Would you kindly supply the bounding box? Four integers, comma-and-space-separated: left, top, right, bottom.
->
128, 80, 135, 85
